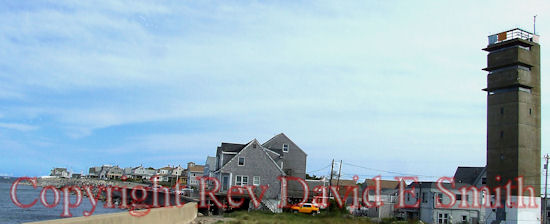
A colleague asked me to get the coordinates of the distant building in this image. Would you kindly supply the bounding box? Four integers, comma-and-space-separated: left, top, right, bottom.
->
50, 168, 70, 178
88, 166, 101, 178
155, 166, 173, 182
187, 162, 204, 188
122, 167, 133, 179
98, 165, 113, 180
399, 167, 487, 224
204, 156, 216, 177
360, 179, 400, 219
171, 165, 185, 184
107, 166, 123, 180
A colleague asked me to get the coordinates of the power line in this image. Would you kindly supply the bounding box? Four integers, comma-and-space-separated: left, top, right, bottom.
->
308, 164, 331, 173
344, 162, 438, 178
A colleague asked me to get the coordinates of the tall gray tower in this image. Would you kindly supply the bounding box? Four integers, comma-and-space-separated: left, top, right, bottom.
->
483, 28, 541, 223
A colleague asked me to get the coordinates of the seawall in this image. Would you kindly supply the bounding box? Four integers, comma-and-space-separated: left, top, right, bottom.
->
24, 202, 198, 224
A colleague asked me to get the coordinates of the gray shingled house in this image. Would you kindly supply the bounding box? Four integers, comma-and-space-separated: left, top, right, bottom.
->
213, 133, 308, 201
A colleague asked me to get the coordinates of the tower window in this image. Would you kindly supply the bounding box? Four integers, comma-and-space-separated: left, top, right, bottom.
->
500, 107, 504, 115
529, 108, 532, 115
500, 131, 504, 138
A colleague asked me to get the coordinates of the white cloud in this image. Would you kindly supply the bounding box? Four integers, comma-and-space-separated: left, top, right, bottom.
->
1, 0, 550, 177
0, 122, 38, 132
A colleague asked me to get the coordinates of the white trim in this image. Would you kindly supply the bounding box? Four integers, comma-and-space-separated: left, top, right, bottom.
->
235, 175, 249, 186
222, 151, 238, 155
264, 148, 281, 156
253, 176, 260, 186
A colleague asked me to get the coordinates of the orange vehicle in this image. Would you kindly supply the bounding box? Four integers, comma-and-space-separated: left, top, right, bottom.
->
290, 203, 320, 215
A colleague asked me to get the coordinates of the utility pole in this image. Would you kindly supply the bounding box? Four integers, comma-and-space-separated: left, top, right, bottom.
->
336, 160, 342, 190
544, 154, 549, 224
534, 15, 537, 34
328, 159, 334, 199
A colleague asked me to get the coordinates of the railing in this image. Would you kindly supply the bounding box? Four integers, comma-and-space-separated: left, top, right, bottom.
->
488, 28, 539, 45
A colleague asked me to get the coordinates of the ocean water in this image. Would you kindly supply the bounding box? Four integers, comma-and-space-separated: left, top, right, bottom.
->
0, 177, 124, 224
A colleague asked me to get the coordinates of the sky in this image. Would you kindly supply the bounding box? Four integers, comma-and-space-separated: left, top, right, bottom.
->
0, 0, 549, 182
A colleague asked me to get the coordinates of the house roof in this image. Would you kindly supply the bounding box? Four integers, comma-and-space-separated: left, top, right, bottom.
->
330, 179, 357, 186
407, 181, 472, 189
160, 166, 174, 170
218, 139, 286, 176
306, 179, 328, 191
363, 179, 401, 189
262, 133, 307, 156
453, 166, 485, 185
188, 165, 205, 173
219, 142, 247, 152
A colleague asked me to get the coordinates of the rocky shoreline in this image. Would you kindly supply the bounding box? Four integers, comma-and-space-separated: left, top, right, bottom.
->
31, 177, 149, 188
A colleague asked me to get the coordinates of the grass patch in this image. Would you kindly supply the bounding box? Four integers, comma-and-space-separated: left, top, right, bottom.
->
224, 210, 374, 224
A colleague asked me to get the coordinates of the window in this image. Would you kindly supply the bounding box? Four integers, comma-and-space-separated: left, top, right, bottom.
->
283, 144, 289, 152
236, 175, 248, 186
500, 107, 504, 115
488, 64, 531, 74
456, 194, 462, 201
253, 176, 260, 186
303, 204, 311, 208
238, 157, 245, 166
488, 86, 532, 95
438, 213, 449, 224
500, 131, 504, 139
482, 177, 487, 185
518, 86, 531, 93
436, 193, 443, 204
530, 108, 532, 115
462, 215, 467, 222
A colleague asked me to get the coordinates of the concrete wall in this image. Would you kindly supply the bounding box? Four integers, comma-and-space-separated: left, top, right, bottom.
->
485, 39, 541, 196
24, 202, 197, 224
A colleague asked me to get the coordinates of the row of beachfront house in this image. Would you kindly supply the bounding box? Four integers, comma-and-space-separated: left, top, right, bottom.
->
52, 133, 498, 223
201, 132, 494, 223
86, 163, 206, 187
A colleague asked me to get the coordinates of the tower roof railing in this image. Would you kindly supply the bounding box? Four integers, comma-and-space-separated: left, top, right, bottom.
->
488, 28, 539, 45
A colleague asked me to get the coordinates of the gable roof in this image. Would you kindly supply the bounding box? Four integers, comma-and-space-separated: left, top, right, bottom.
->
219, 142, 247, 153
363, 179, 400, 189
330, 179, 357, 186
219, 139, 286, 176
453, 166, 485, 185
188, 165, 205, 173
262, 133, 307, 156
160, 166, 174, 170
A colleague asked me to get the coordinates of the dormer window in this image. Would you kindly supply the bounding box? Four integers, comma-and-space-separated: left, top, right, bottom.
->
283, 144, 289, 152
238, 157, 245, 166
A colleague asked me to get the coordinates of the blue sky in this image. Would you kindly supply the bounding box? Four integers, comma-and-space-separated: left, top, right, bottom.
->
0, 1, 549, 181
